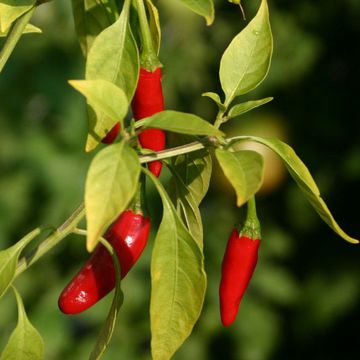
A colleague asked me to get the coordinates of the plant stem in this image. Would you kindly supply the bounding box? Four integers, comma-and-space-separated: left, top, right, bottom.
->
134, 0, 161, 70
15, 203, 85, 277
0, 7, 35, 73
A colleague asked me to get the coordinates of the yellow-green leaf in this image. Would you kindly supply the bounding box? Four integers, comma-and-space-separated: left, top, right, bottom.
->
233, 136, 359, 244
215, 149, 264, 207
85, 141, 141, 251
0, 228, 41, 299
145, 169, 207, 360
220, 0, 272, 105
0, 287, 44, 360
178, 0, 215, 25
69, 79, 128, 139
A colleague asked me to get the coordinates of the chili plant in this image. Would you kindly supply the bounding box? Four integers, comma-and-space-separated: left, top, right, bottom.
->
0, 0, 358, 359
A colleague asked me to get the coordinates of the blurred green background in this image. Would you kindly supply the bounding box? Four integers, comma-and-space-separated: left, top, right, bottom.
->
0, 0, 359, 359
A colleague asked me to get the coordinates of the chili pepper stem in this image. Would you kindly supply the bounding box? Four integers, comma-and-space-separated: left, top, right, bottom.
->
134, 0, 161, 71
240, 196, 261, 239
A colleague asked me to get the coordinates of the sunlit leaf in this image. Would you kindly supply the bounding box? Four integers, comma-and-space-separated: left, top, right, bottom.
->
85, 0, 139, 151
0, 228, 41, 299
215, 149, 264, 207
178, 0, 215, 25
0, 0, 36, 33
202, 92, 226, 111
227, 97, 273, 120
231, 136, 359, 244
220, 0, 272, 105
85, 140, 141, 251
0, 287, 44, 360
145, 169, 207, 360
137, 110, 224, 136
69, 79, 128, 137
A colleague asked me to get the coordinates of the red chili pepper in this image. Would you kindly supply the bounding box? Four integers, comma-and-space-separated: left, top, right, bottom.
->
219, 228, 261, 326
131, 67, 165, 177
101, 122, 120, 144
58, 209, 151, 314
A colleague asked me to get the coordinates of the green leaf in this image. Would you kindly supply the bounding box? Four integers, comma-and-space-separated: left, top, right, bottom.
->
178, 0, 215, 25
0, 228, 41, 299
89, 238, 123, 360
85, 140, 141, 251
137, 110, 224, 136
233, 136, 359, 244
170, 168, 204, 248
227, 97, 273, 120
71, 0, 118, 57
172, 147, 212, 206
202, 92, 226, 111
215, 149, 264, 207
220, 0, 273, 105
85, 0, 139, 151
145, 0, 161, 55
0, 22, 41, 37
0, 6, 35, 73
69, 79, 128, 138
145, 169, 207, 360
0, 0, 36, 33
0, 287, 44, 360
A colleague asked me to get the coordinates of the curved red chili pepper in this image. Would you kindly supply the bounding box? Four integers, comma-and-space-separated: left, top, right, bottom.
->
101, 122, 120, 144
219, 229, 260, 326
58, 210, 151, 315
132, 67, 165, 177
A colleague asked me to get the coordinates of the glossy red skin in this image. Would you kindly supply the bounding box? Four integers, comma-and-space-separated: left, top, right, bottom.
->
101, 122, 120, 144
131, 67, 165, 177
219, 229, 260, 326
58, 210, 151, 315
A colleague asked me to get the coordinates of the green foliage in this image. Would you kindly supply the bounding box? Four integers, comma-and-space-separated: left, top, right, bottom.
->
0, 0, 359, 359
215, 149, 264, 207
69, 79, 129, 133
85, 141, 140, 251
220, 0, 272, 106
146, 169, 206, 360
178, 0, 214, 25
90, 238, 123, 360
0, 228, 41, 299
137, 110, 224, 136
85, 0, 139, 151
0, 287, 44, 360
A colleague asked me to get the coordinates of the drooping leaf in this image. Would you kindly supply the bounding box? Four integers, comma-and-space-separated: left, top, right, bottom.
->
69, 79, 128, 137
85, 140, 141, 251
145, 0, 161, 55
85, 0, 139, 151
89, 238, 123, 360
145, 169, 207, 360
220, 0, 272, 105
0, 0, 36, 33
202, 92, 226, 111
0, 287, 44, 360
227, 97, 273, 120
215, 149, 264, 207
231, 136, 359, 244
0, 228, 41, 299
137, 110, 224, 136
71, 0, 118, 57
178, 0, 215, 25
